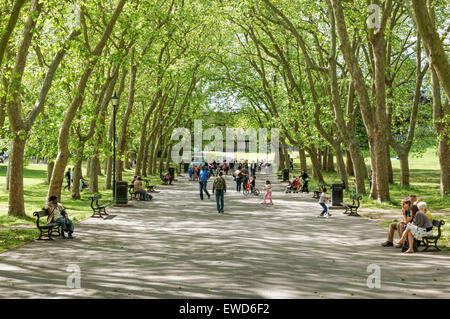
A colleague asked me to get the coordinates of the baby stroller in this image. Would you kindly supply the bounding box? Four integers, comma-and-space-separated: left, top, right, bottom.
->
286, 178, 301, 193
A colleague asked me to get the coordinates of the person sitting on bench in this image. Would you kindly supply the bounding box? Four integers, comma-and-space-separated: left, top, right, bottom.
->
134, 176, 149, 200
395, 202, 433, 254
44, 196, 74, 239
381, 198, 412, 247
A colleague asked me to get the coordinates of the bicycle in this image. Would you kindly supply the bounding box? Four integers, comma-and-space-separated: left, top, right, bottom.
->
243, 182, 260, 196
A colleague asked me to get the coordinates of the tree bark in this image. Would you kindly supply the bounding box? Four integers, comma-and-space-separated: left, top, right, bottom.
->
308, 146, 325, 184
0, 0, 27, 71
71, 158, 82, 199
346, 151, 354, 176
299, 148, 307, 171
47, 161, 54, 184
327, 147, 334, 172
47, 0, 126, 201
322, 147, 328, 170
8, 137, 26, 216
411, 0, 450, 101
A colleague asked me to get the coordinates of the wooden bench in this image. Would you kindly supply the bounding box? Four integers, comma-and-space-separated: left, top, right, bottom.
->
313, 184, 324, 199
129, 185, 139, 200
89, 194, 113, 218
33, 210, 61, 240
343, 194, 362, 216
419, 220, 445, 251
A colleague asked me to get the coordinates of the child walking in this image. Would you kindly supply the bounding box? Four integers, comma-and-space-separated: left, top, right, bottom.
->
318, 187, 331, 217
262, 180, 273, 205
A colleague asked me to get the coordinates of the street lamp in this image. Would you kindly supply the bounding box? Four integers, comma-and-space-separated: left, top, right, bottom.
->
111, 91, 119, 202
159, 116, 163, 176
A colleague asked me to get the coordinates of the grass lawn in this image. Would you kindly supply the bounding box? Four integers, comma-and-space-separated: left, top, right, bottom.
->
288, 147, 449, 250
0, 162, 163, 253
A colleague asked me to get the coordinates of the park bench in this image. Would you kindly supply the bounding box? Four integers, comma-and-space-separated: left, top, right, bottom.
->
89, 194, 113, 218
419, 220, 445, 251
33, 210, 61, 240
343, 194, 362, 217
312, 184, 324, 199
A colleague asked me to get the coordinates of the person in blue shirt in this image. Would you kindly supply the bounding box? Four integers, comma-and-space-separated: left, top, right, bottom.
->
199, 166, 211, 200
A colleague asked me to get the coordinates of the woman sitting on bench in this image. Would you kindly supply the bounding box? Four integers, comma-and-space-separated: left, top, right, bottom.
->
134, 176, 150, 200
396, 202, 433, 254
45, 196, 74, 239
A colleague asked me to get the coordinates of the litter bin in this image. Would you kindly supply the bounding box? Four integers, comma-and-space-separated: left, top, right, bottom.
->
168, 167, 175, 181
116, 181, 128, 205
331, 183, 344, 206
282, 168, 289, 182
184, 163, 189, 173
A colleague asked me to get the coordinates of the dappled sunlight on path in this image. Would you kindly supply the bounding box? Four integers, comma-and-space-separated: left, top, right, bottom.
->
0, 173, 449, 298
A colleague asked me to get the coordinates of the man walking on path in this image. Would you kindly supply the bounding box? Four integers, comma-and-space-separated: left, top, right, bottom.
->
199, 166, 211, 200
212, 172, 226, 213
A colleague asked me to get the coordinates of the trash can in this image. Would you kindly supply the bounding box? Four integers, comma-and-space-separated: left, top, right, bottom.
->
184, 163, 189, 173
282, 168, 289, 182
331, 183, 344, 206
115, 181, 128, 205
168, 167, 175, 181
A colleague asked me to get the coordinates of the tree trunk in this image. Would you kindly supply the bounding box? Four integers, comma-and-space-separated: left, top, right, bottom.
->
86, 158, 91, 177
299, 148, 307, 171
4, 155, 10, 191
89, 157, 99, 193
71, 158, 82, 199
165, 144, 172, 170
438, 134, 450, 196
322, 147, 328, 170
7, 137, 26, 216
308, 146, 325, 184
47, 0, 126, 201
398, 152, 409, 187
47, 161, 54, 184
411, 0, 450, 101
346, 150, 354, 176
105, 156, 112, 189
386, 144, 393, 183
327, 147, 335, 172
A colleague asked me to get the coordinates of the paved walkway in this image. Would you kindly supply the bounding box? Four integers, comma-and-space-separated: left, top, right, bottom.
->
0, 172, 449, 298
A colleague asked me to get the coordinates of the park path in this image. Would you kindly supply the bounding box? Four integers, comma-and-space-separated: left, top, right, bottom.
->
0, 172, 449, 298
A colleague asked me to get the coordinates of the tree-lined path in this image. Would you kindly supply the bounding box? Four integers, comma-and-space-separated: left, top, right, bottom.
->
0, 173, 449, 298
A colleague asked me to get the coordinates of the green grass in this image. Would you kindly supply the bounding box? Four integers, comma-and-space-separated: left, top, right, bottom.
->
0, 162, 163, 252
288, 147, 450, 211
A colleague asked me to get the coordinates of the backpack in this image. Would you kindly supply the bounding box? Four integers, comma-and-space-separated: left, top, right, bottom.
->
213, 177, 226, 190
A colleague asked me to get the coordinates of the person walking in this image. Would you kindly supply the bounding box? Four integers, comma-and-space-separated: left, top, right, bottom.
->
234, 167, 242, 192
199, 166, 211, 200
262, 180, 273, 205
63, 168, 71, 191
212, 172, 226, 213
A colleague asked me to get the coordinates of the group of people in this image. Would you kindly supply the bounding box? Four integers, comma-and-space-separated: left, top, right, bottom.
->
381, 195, 434, 254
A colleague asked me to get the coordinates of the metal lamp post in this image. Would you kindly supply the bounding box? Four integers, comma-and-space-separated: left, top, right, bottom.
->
111, 91, 119, 202
159, 116, 163, 176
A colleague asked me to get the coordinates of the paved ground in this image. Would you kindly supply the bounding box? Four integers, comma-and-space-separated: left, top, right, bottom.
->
0, 172, 449, 298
